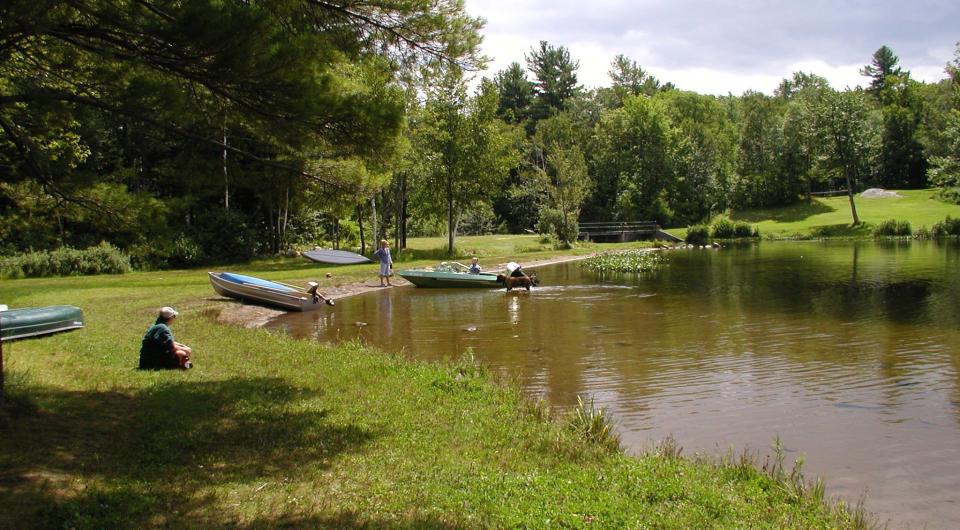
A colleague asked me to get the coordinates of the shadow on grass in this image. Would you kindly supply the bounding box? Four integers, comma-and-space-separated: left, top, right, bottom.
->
732, 200, 835, 223
234, 512, 472, 529
0, 378, 376, 528
808, 223, 873, 238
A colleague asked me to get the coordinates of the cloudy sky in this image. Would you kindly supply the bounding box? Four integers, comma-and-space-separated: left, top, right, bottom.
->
463, 0, 959, 95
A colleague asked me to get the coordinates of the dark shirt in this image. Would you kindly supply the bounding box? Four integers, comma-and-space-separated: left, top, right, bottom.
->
139, 319, 178, 369
510, 267, 525, 278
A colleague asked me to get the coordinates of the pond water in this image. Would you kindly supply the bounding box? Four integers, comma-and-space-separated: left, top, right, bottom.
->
268, 241, 960, 529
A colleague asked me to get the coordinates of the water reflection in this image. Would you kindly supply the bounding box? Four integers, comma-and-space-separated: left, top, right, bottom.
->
269, 241, 960, 529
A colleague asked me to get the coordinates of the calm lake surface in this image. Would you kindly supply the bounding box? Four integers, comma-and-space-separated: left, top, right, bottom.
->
269, 241, 960, 529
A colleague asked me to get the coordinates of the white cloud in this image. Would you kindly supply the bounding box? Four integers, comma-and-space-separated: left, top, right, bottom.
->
465, 0, 957, 95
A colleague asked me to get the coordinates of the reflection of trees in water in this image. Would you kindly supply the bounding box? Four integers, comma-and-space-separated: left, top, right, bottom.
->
284, 243, 960, 429
657, 242, 953, 327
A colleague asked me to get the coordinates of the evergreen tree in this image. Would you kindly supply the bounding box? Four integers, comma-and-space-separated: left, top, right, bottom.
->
608, 54, 662, 107
493, 62, 534, 124
525, 41, 580, 122
861, 45, 903, 97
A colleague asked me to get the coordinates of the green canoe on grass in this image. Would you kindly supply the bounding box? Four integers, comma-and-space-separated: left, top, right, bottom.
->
397, 262, 503, 288
0, 305, 85, 341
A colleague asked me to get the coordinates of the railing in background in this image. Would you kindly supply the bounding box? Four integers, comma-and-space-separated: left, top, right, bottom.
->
578, 221, 681, 243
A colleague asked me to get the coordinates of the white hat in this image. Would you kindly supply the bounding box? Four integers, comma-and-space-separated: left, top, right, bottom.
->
159, 306, 178, 319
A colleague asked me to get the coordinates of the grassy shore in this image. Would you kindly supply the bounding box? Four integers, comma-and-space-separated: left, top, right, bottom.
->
1, 235, 869, 528
730, 188, 960, 238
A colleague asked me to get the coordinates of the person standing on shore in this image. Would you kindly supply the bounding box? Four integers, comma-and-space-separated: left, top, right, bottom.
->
373, 239, 393, 287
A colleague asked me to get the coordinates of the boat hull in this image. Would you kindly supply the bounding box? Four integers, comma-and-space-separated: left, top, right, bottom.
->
1, 305, 85, 341
398, 269, 502, 288
209, 272, 329, 311
303, 249, 372, 265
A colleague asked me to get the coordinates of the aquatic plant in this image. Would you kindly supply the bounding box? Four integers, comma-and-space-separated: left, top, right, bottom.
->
584, 249, 665, 273
565, 395, 621, 453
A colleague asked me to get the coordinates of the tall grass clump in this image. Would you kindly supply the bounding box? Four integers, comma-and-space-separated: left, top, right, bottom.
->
685, 225, 710, 245
584, 249, 664, 273
734, 222, 759, 238
0, 242, 131, 279
873, 219, 912, 237
710, 218, 736, 238
931, 215, 960, 237
711, 219, 758, 239
563, 395, 620, 453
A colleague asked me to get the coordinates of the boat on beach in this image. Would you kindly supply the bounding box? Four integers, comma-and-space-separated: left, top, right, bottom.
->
208, 272, 334, 311
0, 305, 85, 341
397, 262, 503, 288
302, 249, 372, 265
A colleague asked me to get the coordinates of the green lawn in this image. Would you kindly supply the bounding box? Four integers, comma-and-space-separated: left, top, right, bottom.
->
730, 189, 960, 238
1, 235, 869, 529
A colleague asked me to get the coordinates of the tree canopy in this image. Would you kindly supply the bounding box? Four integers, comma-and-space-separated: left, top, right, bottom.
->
4, 29, 960, 264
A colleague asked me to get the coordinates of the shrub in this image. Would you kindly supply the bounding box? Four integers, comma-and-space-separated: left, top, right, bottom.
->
914, 225, 931, 239
536, 208, 578, 243
710, 218, 736, 239
932, 216, 960, 237
935, 187, 960, 205
733, 222, 756, 238
0, 242, 131, 279
874, 219, 912, 237
167, 234, 203, 268
685, 225, 710, 245
334, 219, 361, 249
458, 207, 499, 236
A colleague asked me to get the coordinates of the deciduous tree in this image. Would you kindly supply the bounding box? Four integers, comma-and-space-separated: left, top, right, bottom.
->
815, 89, 878, 225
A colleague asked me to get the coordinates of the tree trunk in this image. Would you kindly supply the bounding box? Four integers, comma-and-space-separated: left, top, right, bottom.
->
223, 123, 229, 210
447, 173, 455, 255
371, 196, 378, 244
1, 321, 5, 406
844, 168, 860, 225
332, 217, 339, 250
357, 204, 366, 255
394, 178, 401, 251
400, 174, 408, 249
280, 187, 290, 250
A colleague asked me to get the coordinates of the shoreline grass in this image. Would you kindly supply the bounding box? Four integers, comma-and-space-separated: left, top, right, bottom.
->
729, 188, 960, 239
1, 235, 873, 528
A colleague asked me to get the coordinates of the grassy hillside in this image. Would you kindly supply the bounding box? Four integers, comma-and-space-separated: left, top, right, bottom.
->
730, 189, 960, 238
0, 235, 868, 529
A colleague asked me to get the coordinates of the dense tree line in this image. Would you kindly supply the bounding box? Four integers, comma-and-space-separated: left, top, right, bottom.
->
2, 3, 959, 261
